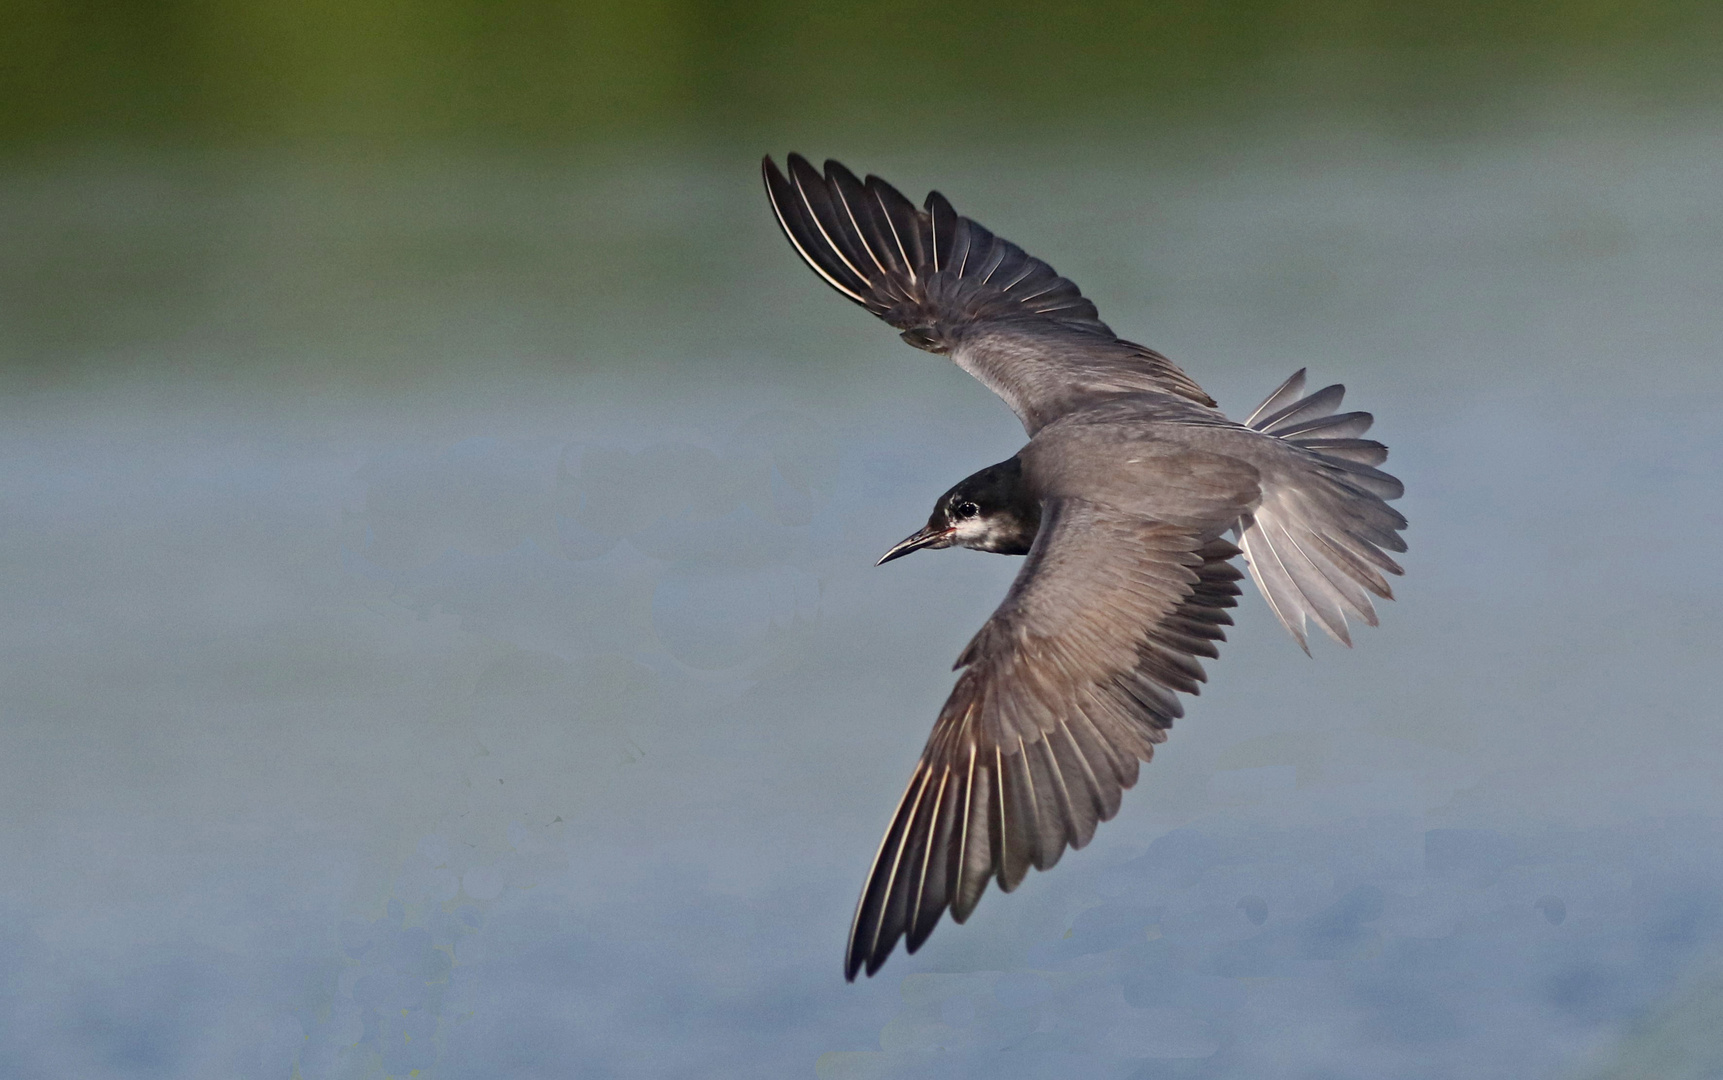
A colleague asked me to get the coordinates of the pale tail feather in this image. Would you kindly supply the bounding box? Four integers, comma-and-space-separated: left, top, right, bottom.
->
1239, 374, 1407, 650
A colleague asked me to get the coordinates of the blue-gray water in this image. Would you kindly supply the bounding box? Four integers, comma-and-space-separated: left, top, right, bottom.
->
4, 106, 1723, 1078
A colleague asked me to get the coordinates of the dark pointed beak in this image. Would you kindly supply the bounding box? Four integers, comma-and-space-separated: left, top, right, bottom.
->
877, 524, 954, 566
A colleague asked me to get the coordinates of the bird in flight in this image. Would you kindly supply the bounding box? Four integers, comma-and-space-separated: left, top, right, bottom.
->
762, 155, 1407, 981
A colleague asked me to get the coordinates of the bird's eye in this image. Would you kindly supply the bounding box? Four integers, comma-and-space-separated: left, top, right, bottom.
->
956, 501, 981, 519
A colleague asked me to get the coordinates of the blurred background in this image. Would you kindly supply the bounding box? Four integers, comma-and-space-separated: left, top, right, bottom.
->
4, 2, 1723, 1077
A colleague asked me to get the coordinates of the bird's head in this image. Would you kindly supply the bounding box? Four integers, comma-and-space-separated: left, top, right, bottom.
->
878, 457, 1042, 564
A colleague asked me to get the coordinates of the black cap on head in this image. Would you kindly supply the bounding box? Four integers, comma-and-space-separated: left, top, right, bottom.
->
878, 457, 1041, 564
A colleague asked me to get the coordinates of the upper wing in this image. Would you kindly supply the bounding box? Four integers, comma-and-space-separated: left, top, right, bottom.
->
764, 154, 1214, 432
763, 153, 1110, 340
845, 499, 1246, 980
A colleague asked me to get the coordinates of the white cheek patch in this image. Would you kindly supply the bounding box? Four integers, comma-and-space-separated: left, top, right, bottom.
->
952, 517, 1000, 546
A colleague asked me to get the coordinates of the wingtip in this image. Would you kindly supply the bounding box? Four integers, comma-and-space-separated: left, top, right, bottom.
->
761, 155, 790, 207
822, 157, 856, 181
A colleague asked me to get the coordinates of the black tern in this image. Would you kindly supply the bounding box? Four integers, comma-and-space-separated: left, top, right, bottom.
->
763, 154, 1408, 980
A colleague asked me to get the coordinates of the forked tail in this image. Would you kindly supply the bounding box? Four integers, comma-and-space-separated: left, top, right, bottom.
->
1237, 369, 1407, 651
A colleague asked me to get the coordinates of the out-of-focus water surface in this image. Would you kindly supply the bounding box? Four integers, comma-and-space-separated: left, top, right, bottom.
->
5, 14, 1723, 1077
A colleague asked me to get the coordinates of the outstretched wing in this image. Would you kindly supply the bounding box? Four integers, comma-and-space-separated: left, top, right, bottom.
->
764, 154, 1215, 432
845, 500, 1246, 980
763, 153, 1110, 339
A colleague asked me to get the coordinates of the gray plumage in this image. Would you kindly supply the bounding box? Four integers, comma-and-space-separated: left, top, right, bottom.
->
763, 155, 1408, 981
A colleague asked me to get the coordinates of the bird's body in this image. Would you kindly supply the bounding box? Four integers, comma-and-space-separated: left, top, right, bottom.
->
763, 154, 1408, 980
